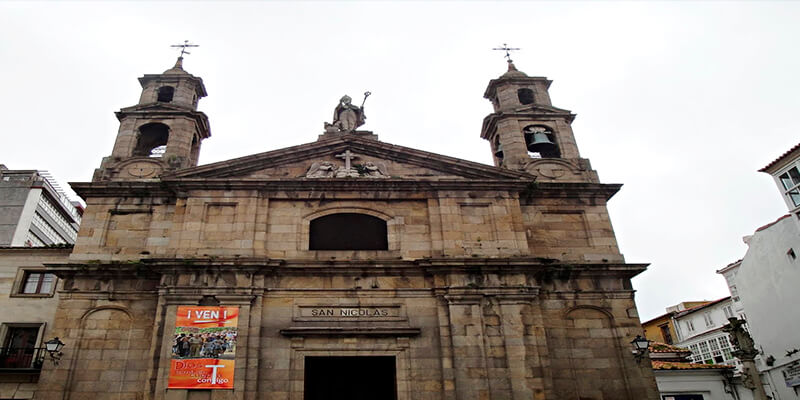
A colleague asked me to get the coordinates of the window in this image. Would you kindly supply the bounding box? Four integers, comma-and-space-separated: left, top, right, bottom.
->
517, 88, 534, 105
12, 269, 57, 297
659, 324, 673, 344
157, 86, 175, 102
309, 213, 388, 250
0, 325, 42, 369
685, 319, 695, 332
778, 165, 800, 207
697, 341, 712, 364
718, 336, 734, 362
723, 305, 734, 319
20, 272, 55, 294
703, 312, 714, 327
133, 123, 169, 157
788, 248, 797, 261
729, 284, 739, 302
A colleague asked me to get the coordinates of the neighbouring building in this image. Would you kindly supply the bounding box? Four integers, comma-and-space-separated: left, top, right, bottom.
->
715, 143, 800, 399
1, 56, 662, 399
650, 342, 753, 400
643, 301, 712, 346
0, 247, 71, 394
0, 166, 83, 247
672, 298, 740, 368
716, 260, 746, 320
643, 312, 679, 345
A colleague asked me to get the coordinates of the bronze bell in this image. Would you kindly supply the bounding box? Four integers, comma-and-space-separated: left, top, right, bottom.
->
494, 143, 504, 159
526, 131, 559, 158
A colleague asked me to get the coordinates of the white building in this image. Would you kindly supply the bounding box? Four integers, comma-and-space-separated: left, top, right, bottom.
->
650, 342, 754, 400
715, 142, 800, 399
0, 166, 82, 246
672, 297, 740, 368
716, 260, 746, 320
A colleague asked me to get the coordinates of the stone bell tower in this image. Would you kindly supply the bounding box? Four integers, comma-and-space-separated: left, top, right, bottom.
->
93, 57, 210, 181
481, 60, 599, 183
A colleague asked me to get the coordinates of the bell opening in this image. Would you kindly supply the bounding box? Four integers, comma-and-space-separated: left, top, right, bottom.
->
524, 126, 560, 158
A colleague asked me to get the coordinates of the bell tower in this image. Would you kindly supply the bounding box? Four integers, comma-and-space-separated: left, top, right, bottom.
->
481, 60, 599, 183
93, 56, 210, 181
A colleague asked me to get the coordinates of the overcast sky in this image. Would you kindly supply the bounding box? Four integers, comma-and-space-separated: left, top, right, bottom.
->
1, 1, 797, 321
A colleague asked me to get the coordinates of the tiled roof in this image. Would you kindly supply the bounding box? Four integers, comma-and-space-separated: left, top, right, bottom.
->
759, 142, 800, 172
649, 342, 689, 354
652, 361, 734, 370
641, 312, 673, 326
673, 297, 731, 318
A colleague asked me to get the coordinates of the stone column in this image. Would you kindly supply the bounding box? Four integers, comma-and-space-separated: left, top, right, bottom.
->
443, 294, 490, 400
497, 293, 543, 400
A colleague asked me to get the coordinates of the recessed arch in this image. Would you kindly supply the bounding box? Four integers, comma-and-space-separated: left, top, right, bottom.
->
309, 213, 388, 250
300, 206, 400, 252
133, 122, 169, 157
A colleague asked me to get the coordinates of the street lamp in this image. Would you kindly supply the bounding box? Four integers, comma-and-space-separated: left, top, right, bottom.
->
44, 337, 65, 365
630, 335, 651, 363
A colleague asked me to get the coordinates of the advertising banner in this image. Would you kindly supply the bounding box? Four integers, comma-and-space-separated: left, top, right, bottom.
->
168, 306, 239, 389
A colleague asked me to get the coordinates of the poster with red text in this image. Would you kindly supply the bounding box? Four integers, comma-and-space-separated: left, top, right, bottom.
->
168, 306, 239, 389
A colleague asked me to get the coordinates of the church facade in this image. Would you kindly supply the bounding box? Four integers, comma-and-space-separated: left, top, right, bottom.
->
29, 58, 658, 400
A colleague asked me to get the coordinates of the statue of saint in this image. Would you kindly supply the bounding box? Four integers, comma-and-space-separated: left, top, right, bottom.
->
331, 95, 366, 132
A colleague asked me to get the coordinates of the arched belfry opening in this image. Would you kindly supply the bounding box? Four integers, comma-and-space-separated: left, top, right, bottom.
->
517, 88, 534, 105
309, 213, 388, 250
133, 123, 169, 157
523, 125, 560, 158
157, 86, 175, 102
493, 136, 504, 163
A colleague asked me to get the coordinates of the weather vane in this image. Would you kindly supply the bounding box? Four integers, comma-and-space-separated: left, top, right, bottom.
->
171, 40, 199, 57
492, 43, 520, 63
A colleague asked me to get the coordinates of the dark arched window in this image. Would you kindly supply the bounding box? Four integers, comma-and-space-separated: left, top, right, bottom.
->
157, 86, 175, 102
309, 213, 388, 250
133, 123, 169, 157
518, 88, 535, 105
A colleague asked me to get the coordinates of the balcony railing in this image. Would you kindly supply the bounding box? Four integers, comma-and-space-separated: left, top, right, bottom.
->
0, 347, 45, 370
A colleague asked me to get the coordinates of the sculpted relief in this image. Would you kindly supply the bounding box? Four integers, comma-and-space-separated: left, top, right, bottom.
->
305, 150, 389, 179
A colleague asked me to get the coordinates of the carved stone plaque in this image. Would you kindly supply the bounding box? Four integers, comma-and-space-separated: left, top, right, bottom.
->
294, 305, 405, 322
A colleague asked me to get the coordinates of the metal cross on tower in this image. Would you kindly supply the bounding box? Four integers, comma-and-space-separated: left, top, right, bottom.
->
171, 40, 199, 57
492, 43, 520, 63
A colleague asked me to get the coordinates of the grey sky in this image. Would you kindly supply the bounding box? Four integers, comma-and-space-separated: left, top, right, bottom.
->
1, 1, 796, 321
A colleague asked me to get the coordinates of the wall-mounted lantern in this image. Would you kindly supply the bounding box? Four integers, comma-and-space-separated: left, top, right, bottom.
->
630, 335, 651, 364
44, 337, 65, 365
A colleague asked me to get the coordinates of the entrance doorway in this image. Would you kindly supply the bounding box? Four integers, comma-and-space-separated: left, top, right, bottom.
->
304, 356, 397, 400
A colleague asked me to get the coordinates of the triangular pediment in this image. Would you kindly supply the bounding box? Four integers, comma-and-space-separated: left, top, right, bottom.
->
165, 134, 532, 181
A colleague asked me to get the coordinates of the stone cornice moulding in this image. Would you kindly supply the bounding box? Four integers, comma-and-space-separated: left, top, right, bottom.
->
279, 327, 422, 338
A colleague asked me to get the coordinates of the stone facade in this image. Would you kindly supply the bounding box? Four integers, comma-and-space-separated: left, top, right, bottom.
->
0, 247, 71, 398
16, 59, 660, 399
